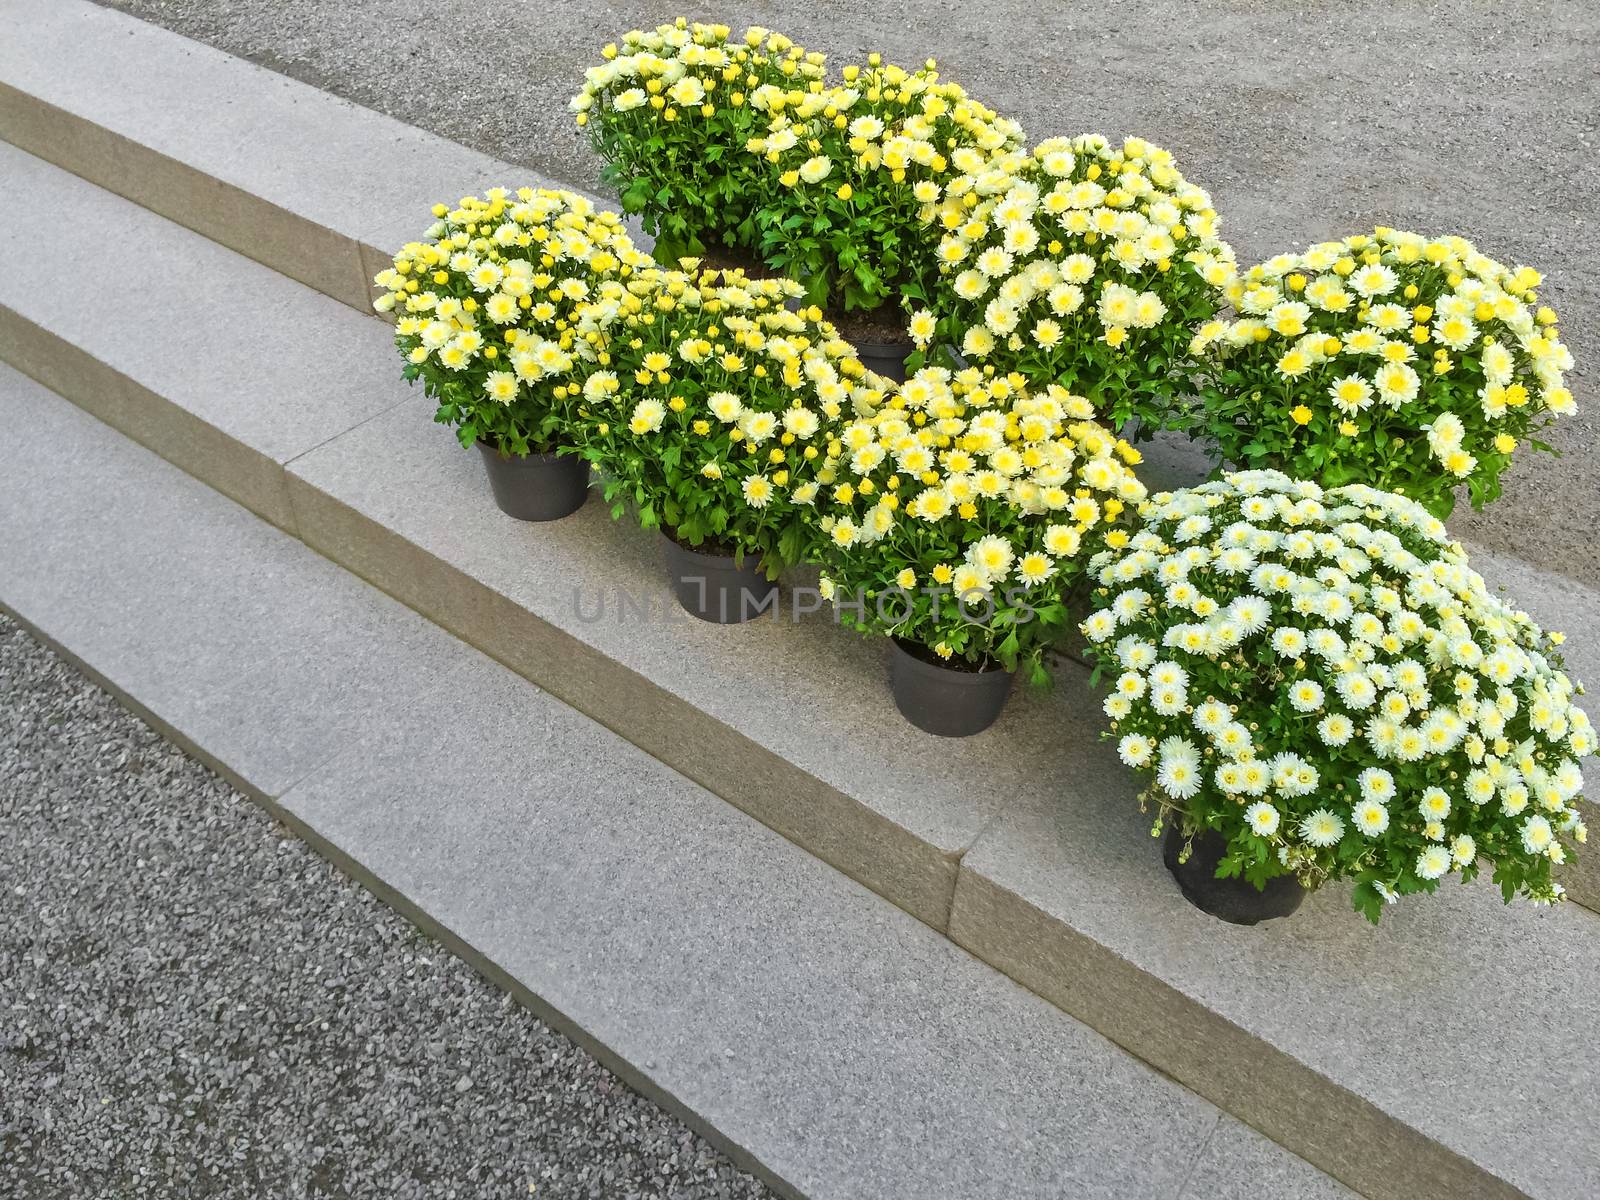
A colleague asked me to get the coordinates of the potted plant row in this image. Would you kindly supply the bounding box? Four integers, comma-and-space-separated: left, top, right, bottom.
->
369, 20, 1589, 929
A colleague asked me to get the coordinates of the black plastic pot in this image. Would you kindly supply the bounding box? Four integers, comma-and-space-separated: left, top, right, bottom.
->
889, 638, 1014, 737
476, 442, 589, 522
661, 534, 776, 624
854, 340, 915, 383
1162, 824, 1306, 925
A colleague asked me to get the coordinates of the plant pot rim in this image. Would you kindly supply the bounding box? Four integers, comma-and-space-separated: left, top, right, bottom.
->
1162, 823, 1306, 925
658, 529, 758, 567
475, 439, 567, 463
890, 637, 1012, 684
852, 338, 916, 354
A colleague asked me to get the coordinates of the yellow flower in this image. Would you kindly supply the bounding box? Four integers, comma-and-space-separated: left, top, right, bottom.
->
837, 183, 854, 201
1290, 405, 1314, 425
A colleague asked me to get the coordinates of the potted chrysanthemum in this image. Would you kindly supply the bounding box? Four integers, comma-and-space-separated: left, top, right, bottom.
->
572, 21, 825, 268
572, 264, 880, 622
813, 367, 1146, 735
374, 187, 647, 521
744, 55, 1023, 379
1080, 470, 1592, 925
909, 133, 1236, 432
1188, 227, 1577, 517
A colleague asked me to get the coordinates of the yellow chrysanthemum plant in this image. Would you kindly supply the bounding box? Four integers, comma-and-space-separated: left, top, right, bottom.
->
374, 187, 646, 454
1080, 470, 1592, 925
744, 54, 1023, 343
571, 264, 884, 576
572, 20, 825, 266
813, 367, 1147, 734
1189, 228, 1577, 518
911, 133, 1236, 432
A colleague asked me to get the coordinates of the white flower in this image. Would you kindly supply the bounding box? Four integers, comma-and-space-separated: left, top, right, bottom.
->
1350, 263, 1398, 297
1317, 714, 1354, 746
1192, 699, 1231, 734
1156, 738, 1202, 799
1230, 594, 1271, 633
1151, 684, 1188, 716
1116, 636, 1157, 671
798, 155, 832, 184
741, 474, 773, 509
1418, 787, 1452, 821
1352, 799, 1390, 837
1082, 610, 1117, 643
1299, 808, 1345, 847
1521, 815, 1554, 855
1115, 671, 1147, 699
1357, 767, 1396, 803
628, 399, 666, 435
1415, 845, 1452, 881
1271, 627, 1307, 658
1118, 734, 1154, 767
1149, 661, 1189, 689
1288, 680, 1325, 713
709, 391, 744, 422
1245, 801, 1280, 837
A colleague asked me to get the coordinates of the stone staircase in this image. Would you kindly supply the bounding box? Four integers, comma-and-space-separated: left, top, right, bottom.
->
3, 4, 1598, 1198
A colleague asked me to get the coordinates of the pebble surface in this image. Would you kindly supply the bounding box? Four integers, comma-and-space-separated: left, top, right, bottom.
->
0, 613, 773, 1200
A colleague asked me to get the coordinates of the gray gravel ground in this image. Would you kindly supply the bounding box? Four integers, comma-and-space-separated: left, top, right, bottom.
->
96, 0, 1600, 586
0, 612, 773, 1200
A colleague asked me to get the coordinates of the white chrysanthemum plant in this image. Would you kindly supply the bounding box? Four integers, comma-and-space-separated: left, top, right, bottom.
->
744, 54, 1023, 320
571, 264, 886, 572
374, 187, 649, 456
909, 133, 1236, 431
1080, 470, 1592, 923
572, 20, 825, 264
814, 366, 1147, 681
1189, 228, 1577, 518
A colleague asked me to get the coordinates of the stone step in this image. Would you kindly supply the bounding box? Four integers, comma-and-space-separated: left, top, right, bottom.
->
0, 0, 563, 315
2, 83, 1598, 1200
0, 361, 1351, 1200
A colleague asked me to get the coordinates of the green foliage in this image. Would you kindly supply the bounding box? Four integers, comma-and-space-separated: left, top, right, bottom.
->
1079, 472, 1591, 922
745, 57, 1023, 316
914, 133, 1236, 433
373, 188, 646, 456
811, 367, 1147, 672
573, 21, 825, 261
1186, 228, 1575, 518
568, 266, 871, 570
